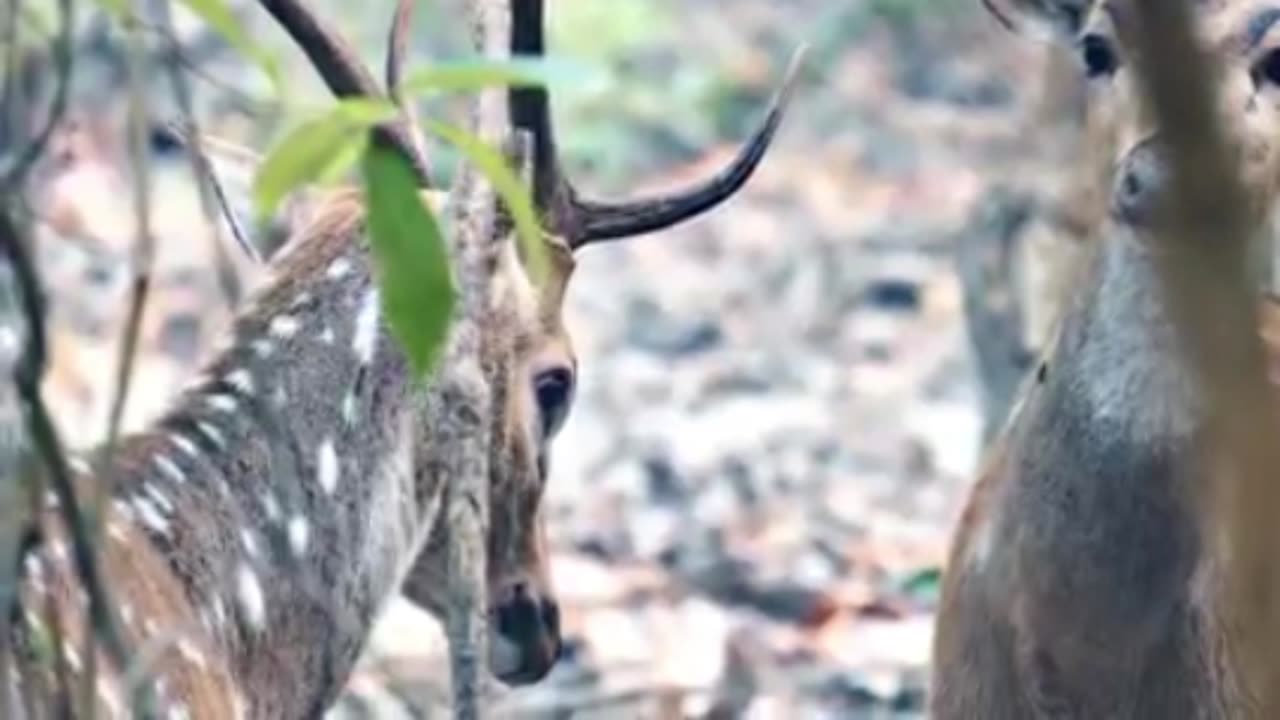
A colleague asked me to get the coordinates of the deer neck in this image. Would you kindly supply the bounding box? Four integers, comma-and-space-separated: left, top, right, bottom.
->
1047, 229, 1206, 442
74, 198, 444, 716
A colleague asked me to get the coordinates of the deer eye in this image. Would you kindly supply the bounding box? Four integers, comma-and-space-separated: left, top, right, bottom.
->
1253, 48, 1280, 88
534, 367, 574, 438
1080, 33, 1118, 79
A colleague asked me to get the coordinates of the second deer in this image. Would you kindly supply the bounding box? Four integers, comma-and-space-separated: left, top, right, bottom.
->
933, 0, 1280, 717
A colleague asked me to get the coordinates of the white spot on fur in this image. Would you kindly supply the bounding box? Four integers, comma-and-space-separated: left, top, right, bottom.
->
342, 393, 357, 426
353, 287, 381, 365
24, 555, 43, 583
155, 455, 185, 484
272, 385, 288, 408
262, 493, 282, 521
134, 496, 170, 535
317, 438, 339, 494
236, 563, 266, 629
251, 339, 274, 358
97, 679, 123, 716
326, 257, 352, 280
195, 421, 227, 451
225, 368, 254, 394
269, 315, 301, 339
64, 644, 81, 671
120, 604, 134, 626
320, 326, 335, 344
212, 596, 227, 627
241, 529, 259, 558
170, 434, 200, 460
288, 516, 310, 557
144, 483, 174, 513
176, 639, 207, 669
206, 393, 239, 413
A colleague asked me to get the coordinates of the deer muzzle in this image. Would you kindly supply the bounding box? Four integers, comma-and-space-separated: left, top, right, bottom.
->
489, 578, 563, 684
1111, 135, 1172, 229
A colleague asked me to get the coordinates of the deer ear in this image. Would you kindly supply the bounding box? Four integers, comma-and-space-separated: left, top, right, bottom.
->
982, 0, 1091, 43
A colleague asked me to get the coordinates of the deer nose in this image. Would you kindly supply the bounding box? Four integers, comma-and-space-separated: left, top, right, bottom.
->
490, 579, 562, 685
1111, 136, 1170, 228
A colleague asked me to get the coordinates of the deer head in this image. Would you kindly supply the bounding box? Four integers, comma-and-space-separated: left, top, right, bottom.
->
931, 2, 1280, 717
985, 0, 1280, 236
255, 0, 800, 687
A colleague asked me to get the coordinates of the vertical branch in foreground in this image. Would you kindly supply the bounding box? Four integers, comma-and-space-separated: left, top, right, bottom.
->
85, 5, 157, 715
441, 0, 513, 717
1126, 0, 1280, 713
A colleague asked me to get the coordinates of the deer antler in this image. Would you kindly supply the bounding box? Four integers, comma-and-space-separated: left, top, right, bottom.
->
257, 0, 432, 185
509, 0, 806, 248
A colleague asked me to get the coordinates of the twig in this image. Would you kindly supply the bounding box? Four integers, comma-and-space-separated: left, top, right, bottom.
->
438, 0, 521, 716
0, 205, 130, 700
386, 0, 430, 184
156, 119, 262, 264
153, 0, 250, 299
1, 0, 25, 156
0, 0, 72, 195
85, 4, 157, 715
1126, 0, 1280, 713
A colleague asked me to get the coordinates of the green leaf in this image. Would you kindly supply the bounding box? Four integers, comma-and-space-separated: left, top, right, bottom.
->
252, 99, 398, 218
176, 0, 285, 97
315, 134, 369, 187
401, 57, 587, 97
253, 115, 355, 219
361, 143, 456, 378
897, 567, 943, 605
426, 120, 549, 285
333, 97, 400, 125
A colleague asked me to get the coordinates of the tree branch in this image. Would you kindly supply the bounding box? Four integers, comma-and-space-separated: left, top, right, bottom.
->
439, 0, 518, 716
1127, 0, 1280, 712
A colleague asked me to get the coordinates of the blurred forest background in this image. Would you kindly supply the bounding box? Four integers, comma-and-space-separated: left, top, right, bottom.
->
9, 0, 1084, 716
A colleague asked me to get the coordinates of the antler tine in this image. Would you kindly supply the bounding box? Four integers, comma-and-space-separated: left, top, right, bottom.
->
386, 0, 431, 183
573, 46, 804, 245
258, 0, 431, 185
510, 0, 562, 217
507, 0, 805, 249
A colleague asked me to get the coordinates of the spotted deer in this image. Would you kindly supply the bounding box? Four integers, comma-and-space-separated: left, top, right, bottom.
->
931, 0, 1280, 717
6, 0, 799, 716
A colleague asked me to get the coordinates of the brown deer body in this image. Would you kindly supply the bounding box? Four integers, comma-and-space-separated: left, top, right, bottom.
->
7, 0, 800, 716
932, 1, 1280, 717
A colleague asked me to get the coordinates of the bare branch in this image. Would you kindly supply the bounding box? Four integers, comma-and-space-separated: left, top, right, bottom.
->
156, 119, 262, 264
85, 7, 158, 712
257, 0, 432, 186
386, 0, 430, 185
0, 0, 72, 194
152, 0, 251, 299
0, 206, 129, 688
437, 0, 522, 715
